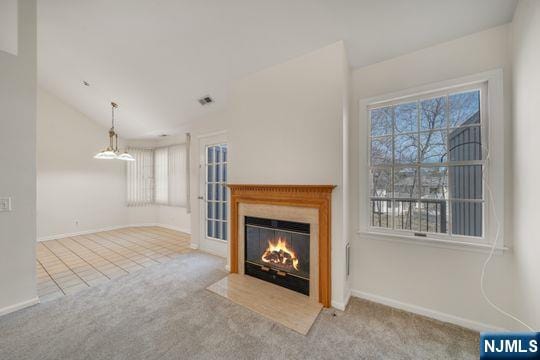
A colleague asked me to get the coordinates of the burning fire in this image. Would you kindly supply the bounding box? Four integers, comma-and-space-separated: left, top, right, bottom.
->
261, 237, 299, 271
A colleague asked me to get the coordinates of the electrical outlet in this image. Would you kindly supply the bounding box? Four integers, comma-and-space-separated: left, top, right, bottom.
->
0, 197, 12, 212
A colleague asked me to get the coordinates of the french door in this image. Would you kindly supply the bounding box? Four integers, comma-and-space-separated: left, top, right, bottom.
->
199, 133, 228, 258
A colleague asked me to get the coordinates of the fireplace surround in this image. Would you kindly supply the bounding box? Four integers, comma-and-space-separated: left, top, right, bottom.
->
228, 184, 335, 307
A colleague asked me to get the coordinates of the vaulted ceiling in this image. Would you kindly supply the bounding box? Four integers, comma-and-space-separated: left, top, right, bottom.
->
38, 0, 517, 138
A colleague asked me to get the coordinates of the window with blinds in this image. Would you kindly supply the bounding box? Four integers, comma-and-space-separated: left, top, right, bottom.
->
126, 148, 154, 206
126, 144, 189, 208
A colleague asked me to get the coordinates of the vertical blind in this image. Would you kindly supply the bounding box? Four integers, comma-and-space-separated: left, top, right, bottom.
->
154, 147, 169, 205
126, 148, 154, 206
167, 144, 188, 207
126, 142, 189, 208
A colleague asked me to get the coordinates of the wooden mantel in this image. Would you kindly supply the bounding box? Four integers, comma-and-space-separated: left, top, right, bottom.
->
227, 184, 336, 307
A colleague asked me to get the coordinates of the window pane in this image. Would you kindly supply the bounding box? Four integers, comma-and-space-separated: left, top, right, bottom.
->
394, 167, 418, 198
394, 134, 418, 164
207, 183, 214, 200
394, 200, 419, 231
207, 220, 214, 238
215, 220, 222, 239
449, 90, 480, 128
222, 222, 228, 241
421, 96, 446, 130
222, 163, 228, 182
207, 164, 214, 182
394, 102, 418, 134
449, 165, 483, 200
420, 130, 447, 163
449, 125, 482, 161
207, 146, 214, 163
207, 201, 214, 219
452, 201, 482, 237
370, 107, 392, 136
370, 168, 392, 198
370, 199, 392, 228
222, 202, 228, 220
216, 163, 221, 182
371, 136, 392, 165
421, 167, 448, 199
420, 201, 448, 234
221, 145, 228, 162
215, 146, 221, 164
214, 201, 220, 220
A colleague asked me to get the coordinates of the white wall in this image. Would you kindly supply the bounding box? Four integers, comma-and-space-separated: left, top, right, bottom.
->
0, 0, 18, 56
0, 0, 37, 315
511, 0, 540, 330
350, 25, 516, 330
37, 88, 130, 238
182, 42, 350, 306
37, 90, 192, 238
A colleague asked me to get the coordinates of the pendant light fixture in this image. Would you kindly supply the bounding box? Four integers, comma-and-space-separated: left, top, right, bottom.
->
94, 102, 135, 161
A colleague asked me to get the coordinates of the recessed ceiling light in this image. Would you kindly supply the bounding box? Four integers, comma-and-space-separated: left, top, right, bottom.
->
159, 134, 168, 137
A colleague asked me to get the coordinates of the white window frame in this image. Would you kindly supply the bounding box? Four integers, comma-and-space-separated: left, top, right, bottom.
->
358, 70, 505, 250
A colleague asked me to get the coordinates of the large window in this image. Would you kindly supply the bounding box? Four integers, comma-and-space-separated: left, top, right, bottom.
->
368, 83, 486, 239
127, 144, 189, 208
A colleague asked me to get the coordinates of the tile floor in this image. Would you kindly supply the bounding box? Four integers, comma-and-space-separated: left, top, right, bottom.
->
36, 226, 192, 302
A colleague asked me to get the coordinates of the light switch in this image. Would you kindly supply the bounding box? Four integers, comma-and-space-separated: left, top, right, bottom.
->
0, 197, 12, 212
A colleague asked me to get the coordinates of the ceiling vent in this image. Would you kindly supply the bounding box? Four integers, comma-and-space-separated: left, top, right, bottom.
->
198, 96, 213, 106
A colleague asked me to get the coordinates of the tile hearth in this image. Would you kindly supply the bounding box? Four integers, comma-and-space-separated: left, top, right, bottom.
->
207, 273, 322, 335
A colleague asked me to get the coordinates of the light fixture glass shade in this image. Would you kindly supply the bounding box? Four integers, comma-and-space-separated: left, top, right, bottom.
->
117, 152, 135, 161
94, 148, 118, 160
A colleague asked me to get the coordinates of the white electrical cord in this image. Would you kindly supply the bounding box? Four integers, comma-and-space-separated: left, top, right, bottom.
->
480, 146, 535, 331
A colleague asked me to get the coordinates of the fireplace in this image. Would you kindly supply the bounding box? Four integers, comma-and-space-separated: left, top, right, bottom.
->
228, 184, 335, 306
244, 216, 310, 295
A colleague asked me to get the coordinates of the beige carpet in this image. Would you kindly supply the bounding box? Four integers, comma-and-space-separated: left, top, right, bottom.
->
207, 273, 322, 335
0, 252, 479, 359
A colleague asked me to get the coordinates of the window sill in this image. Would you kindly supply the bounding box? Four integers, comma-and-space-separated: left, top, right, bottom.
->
356, 230, 508, 254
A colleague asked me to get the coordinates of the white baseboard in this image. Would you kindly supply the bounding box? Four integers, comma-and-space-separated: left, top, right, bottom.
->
0, 297, 39, 317
156, 223, 191, 234
350, 289, 505, 332
37, 225, 134, 242
198, 246, 227, 258
37, 223, 191, 242
225, 264, 230, 272
189, 243, 199, 250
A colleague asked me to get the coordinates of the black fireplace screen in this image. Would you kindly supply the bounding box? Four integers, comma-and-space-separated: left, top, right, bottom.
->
244, 216, 310, 294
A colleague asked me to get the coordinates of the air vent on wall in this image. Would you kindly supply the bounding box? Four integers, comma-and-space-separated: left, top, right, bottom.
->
198, 95, 214, 106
